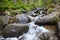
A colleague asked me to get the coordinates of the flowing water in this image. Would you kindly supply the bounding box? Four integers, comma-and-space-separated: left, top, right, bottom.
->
0, 11, 57, 40
18, 15, 50, 40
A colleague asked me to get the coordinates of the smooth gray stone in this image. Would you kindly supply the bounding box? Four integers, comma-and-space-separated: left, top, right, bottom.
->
13, 14, 31, 24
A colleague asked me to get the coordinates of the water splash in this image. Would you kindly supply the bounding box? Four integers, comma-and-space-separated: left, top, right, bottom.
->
1, 11, 50, 40
19, 15, 49, 40
6, 37, 18, 40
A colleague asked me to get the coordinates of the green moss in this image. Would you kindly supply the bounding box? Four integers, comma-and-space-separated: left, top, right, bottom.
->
13, 16, 17, 22
52, 16, 59, 23
47, 8, 54, 14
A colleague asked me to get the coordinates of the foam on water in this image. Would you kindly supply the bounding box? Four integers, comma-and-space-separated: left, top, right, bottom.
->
6, 37, 18, 40
19, 21, 49, 40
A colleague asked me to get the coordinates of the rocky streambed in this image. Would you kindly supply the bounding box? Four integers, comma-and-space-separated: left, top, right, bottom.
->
0, 7, 59, 40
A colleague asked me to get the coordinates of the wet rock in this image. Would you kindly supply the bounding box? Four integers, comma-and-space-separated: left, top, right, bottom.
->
32, 7, 43, 11
32, 7, 47, 15
44, 25, 57, 34
27, 11, 38, 17
38, 32, 58, 40
35, 8, 47, 14
2, 23, 29, 38
58, 29, 60, 40
58, 21, 60, 39
27, 8, 47, 17
58, 21, 60, 29
13, 14, 31, 24
0, 15, 13, 30
35, 12, 59, 25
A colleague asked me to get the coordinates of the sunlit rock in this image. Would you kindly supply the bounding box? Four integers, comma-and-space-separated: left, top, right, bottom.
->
58, 21, 60, 38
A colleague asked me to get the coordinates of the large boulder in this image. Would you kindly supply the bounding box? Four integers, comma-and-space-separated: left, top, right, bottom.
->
0, 15, 13, 30
35, 12, 59, 25
13, 14, 31, 24
2, 23, 29, 38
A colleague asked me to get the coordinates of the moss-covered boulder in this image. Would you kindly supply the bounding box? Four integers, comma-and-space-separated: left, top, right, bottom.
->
35, 12, 59, 25
2, 23, 29, 38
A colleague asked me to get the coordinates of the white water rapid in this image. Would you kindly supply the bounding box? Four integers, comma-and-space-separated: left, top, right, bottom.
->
18, 15, 49, 40
0, 14, 50, 40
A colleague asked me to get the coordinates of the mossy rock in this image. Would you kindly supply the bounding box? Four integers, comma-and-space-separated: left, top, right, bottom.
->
47, 8, 54, 14
35, 12, 59, 25
2, 23, 29, 38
